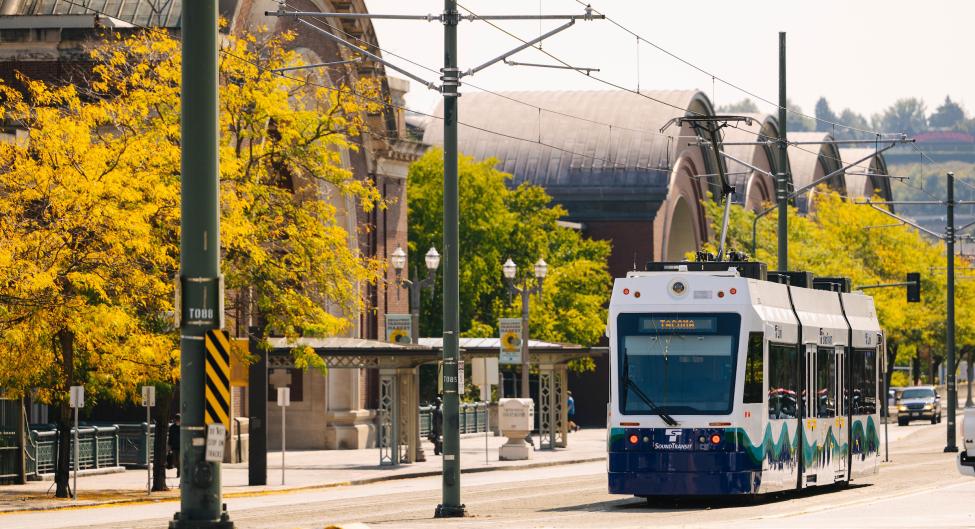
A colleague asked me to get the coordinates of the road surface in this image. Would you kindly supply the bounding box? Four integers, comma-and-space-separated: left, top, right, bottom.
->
3, 419, 969, 529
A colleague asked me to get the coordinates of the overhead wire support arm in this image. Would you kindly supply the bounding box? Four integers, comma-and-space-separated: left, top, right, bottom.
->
503, 58, 599, 75
751, 143, 903, 253
864, 204, 946, 240
464, 20, 577, 77
267, 13, 440, 91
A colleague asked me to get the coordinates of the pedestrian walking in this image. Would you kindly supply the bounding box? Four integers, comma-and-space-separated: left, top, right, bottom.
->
567, 391, 578, 432
167, 413, 180, 477
430, 397, 444, 456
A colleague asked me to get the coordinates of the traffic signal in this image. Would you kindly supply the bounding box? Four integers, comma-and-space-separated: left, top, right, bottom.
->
907, 272, 920, 303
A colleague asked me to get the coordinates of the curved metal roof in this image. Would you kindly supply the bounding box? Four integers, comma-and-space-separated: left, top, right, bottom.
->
787, 131, 845, 212
721, 113, 784, 205
839, 148, 892, 203
422, 89, 714, 220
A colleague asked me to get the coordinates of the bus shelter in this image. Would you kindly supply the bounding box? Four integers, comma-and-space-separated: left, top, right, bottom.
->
262, 337, 494, 467
420, 338, 599, 451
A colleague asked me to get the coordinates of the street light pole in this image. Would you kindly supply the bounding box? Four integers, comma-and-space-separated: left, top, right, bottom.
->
503, 259, 548, 399
946, 172, 958, 453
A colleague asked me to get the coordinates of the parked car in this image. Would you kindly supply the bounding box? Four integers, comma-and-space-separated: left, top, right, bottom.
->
896, 386, 942, 426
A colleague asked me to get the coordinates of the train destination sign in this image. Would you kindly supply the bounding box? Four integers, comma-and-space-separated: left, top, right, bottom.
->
640, 317, 716, 332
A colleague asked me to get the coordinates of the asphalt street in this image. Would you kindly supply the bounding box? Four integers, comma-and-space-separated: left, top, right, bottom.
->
3, 419, 969, 529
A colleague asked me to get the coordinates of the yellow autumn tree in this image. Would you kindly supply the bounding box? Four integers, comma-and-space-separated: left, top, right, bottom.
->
0, 28, 385, 495
703, 189, 975, 388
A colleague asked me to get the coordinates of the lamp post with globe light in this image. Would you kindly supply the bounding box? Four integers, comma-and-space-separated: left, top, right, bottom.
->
391, 246, 441, 344
502, 258, 548, 399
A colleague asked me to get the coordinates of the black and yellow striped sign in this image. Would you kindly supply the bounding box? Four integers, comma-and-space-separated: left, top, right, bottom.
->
204, 329, 231, 429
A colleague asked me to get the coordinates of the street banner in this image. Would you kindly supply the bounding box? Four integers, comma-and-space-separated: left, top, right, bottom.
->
386, 314, 412, 344
499, 318, 522, 365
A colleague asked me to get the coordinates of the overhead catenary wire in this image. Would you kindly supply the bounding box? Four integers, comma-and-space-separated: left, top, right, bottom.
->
58, 0, 646, 172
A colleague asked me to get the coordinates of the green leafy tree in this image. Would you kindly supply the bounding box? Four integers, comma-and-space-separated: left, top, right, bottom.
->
875, 98, 928, 134
407, 149, 611, 359
814, 97, 838, 132
928, 96, 967, 130
701, 190, 975, 388
717, 98, 759, 114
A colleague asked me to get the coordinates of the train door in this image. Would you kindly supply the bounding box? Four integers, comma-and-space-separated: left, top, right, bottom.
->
833, 345, 847, 481
802, 343, 819, 486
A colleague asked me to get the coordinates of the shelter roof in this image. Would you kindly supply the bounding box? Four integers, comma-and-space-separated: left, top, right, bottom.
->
839, 148, 892, 203
720, 113, 782, 202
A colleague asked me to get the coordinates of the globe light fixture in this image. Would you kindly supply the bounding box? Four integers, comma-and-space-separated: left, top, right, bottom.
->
425, 247, 441, 271
502, 258, 517, 280
391, 246, 407, 274
534, 258, 548, 279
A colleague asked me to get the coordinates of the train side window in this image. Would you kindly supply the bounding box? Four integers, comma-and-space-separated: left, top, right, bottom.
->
863, 348, 877, 414
851, 349, 865, 414
768, 343, 798, 419
744, 332, 764, 403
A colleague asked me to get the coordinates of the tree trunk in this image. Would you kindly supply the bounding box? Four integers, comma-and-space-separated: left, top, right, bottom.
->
151, 384, 173, 492
54, 329, 74, 499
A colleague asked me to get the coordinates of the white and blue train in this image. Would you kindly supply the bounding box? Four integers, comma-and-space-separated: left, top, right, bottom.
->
607, 260, 883, 496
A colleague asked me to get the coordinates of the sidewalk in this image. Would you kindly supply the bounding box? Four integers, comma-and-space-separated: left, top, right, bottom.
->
0, 428, 607, 513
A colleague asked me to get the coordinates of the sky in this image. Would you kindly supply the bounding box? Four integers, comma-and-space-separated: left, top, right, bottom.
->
363, 0, 973, 125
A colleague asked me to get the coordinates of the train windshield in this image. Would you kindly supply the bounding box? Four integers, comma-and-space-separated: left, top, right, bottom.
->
618, 313, 741, 415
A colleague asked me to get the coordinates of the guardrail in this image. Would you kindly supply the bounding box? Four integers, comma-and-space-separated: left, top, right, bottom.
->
118, 423, 154, 468
419, 402, 488, 437
26, 425, 121, 476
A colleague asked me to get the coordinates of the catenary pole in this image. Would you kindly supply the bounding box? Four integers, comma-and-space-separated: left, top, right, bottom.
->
521, 287, 530, 399
777, 32, 788, 271
946, 172, 958, 452
172, 0, 232, 527
436, 0, 465, 518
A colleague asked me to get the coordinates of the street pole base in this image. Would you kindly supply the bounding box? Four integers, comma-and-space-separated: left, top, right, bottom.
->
434, 503, 467, 518
945, 445, 960, 453
170, 510, 234, 529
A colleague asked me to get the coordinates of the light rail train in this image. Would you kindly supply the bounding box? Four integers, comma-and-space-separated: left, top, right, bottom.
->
607, 259, 883, 496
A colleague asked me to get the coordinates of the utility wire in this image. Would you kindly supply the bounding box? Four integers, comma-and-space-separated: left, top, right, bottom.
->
573, 0, 895, 138
57, 0, 642, 171
281, 1, 677, 140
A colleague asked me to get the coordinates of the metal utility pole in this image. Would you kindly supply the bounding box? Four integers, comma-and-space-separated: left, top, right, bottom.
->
777, 31, 788, 271
173, 0, 232, 527
946, 171, 958, 452
266, 3, 600, 518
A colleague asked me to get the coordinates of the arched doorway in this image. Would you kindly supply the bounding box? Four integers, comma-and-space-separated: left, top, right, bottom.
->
666, 197, 697, 261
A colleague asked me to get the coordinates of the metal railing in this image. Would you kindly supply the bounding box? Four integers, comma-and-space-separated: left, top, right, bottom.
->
118, 423, 154, 468
26, 425, 121, 476
419, 402, 488, 437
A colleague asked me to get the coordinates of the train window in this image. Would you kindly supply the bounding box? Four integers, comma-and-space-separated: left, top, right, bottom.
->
768, 343, 798, 419
817, 347, 836, 418
744, 333, 764, 403
862, 348, 877, 414
851, 348, 877, 415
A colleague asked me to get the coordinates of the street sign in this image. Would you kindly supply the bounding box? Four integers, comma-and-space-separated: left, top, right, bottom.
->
205, 424, 226, 463
69, 386, 84, 408
385, 314, 412, 344
277, 387, 290, 407
499, 318, 522, 364
141, 385, 156, 407
204, 329, 232, 429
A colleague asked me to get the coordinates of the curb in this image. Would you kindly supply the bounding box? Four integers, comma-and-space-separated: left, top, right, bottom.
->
0, 456, 607, 515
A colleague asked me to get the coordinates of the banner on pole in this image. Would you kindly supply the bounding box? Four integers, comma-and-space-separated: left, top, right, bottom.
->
499, 318, 522, 365
385, 314, 412, 344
